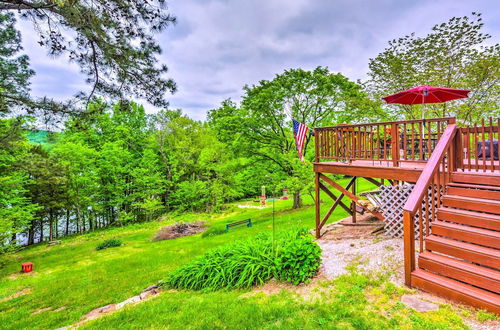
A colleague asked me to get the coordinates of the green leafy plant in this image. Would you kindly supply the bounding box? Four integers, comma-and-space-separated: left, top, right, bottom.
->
96, 238, 122, 251
166, 230, 322, 291
275, 230, 322, 284
166, 236, 275, 291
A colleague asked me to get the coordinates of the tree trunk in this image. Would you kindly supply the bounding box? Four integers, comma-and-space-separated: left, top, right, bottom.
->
49, 210, 54, 241
89, 211, 93, 231
82, 213, 86, 232
28, 225, 34, 245
65, 209, 70, 235
292, 191, 302, 209
76, 207, 81, 233
39, 219, 44, 243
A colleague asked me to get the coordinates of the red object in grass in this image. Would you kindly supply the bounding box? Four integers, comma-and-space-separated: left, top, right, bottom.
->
21, 262, 33, 273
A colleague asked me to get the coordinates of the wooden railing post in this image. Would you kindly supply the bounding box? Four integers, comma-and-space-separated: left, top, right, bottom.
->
314, 128, 319, 162
391, 123, 399, 167
315, 172, 320, 238
403, 211, 415, 287
453, 129, 463, 171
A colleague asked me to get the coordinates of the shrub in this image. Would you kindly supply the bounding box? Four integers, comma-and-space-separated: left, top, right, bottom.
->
166, 236, 275, 291
276, 230, 322, 284
165, 229, 322, 291
201, 226, 226, 238
96, 238, 122, 250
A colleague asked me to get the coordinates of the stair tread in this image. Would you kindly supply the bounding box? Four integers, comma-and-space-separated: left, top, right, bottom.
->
432, 220, 500, 238
419, 252, 500, 280
438, 207, 500, 221
452, 172, 500, 186
412, 269, 500, 306
426, 235, 500, 259
448, 182, 500, 191
444, 194, 500, 205
443, 195, 500, 215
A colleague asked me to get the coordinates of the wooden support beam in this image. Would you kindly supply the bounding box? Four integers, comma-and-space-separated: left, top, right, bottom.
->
315, 173, 320, 239
352, 177, 357, 224
319, 183, 351, 214
362, 177, 383, 187
319, 173, 385, 220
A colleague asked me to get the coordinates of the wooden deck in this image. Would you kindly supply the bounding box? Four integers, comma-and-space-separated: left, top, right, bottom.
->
314, 160, 426, 182
314, 159, 500, 182
313, 117, 500, 314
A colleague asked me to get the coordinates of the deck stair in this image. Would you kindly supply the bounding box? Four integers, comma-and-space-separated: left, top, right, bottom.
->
411, 172, 500, 314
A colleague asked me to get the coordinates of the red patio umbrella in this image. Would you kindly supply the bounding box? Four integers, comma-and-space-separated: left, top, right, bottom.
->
382, 85, 470, 118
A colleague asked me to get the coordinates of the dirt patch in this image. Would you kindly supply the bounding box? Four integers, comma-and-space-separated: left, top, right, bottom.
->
1, 288, 32, 302
317, 214, 385, 240
7, 271, 36, 280
32, 307, 52, 315
152, 221, 206, 241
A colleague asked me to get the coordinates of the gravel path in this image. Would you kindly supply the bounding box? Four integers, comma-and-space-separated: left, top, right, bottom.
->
317, 237, 405, 285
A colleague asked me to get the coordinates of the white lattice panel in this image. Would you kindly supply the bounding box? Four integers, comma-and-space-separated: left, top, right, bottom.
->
377, 184, 436, 238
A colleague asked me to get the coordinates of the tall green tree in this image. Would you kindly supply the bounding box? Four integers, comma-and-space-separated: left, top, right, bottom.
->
210, 67, 381, 208
368, 12, 499, 123
0, 0, 176, 114
153, 109, 244, 212
0, 118, 39, 248
0, 13, 33, 115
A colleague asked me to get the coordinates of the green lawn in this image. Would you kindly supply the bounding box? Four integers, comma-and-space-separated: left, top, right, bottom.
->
0, 178, 489, 329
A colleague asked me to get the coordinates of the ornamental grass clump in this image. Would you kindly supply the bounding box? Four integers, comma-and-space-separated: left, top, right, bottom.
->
165, 229, 322, 291
166, 235, 275, 291
96, 238, 122, 250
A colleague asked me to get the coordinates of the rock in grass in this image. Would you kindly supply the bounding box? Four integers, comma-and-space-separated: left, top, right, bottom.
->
401, 294, 439, 312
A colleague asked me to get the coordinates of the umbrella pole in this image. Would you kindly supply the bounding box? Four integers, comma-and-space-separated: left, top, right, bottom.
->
422, 94, 425, 119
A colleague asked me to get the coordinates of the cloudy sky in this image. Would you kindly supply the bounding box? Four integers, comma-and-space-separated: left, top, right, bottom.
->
16, 0, 500, 121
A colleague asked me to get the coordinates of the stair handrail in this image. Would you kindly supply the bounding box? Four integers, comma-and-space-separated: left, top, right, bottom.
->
402, 123, 458, 286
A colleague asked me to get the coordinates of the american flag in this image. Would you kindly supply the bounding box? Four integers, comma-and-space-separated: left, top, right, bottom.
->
293, 119, 309, 161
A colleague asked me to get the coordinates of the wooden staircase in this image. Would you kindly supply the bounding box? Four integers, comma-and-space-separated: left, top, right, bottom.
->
411, 172, 500, 314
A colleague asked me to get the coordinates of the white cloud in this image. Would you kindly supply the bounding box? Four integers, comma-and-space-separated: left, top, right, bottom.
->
13, 0, 500, 120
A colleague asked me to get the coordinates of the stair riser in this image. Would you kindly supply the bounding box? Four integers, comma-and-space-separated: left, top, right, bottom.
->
447, 186, 500, 201
426, 240, 500, 269
452, 173, 500, 186
443, 197, 500, 214
418, 257, 500, 294
432, 225, 500, 249
437, 210, 500, 231
411, 274, 500, 314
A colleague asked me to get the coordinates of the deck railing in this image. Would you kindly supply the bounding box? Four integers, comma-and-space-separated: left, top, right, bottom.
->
402, 124, 458, 286
314, 117, 455, 165
458, 117, 499, 173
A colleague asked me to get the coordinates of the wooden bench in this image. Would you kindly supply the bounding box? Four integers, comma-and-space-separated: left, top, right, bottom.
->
226, 219, 252, 232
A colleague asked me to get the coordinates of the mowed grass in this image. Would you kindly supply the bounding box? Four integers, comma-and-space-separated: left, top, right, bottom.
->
0, 178, 371, 329
0, 178, 481, 329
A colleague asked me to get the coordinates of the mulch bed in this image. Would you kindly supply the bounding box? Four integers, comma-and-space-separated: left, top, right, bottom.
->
152, 221, 206, 241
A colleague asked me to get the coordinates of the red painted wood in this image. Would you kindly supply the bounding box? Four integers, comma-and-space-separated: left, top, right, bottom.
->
425, 235, 500, 269
403, 124, 457, 215
419, 252, 500, 294
437, 207, 500, 231
447, 186, 500, 201
442, 195, 500, 214
411, 269, 500, 314
431, 220, 500, 249
451, 173, 500, 186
